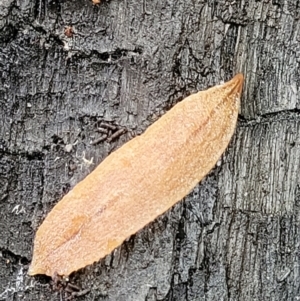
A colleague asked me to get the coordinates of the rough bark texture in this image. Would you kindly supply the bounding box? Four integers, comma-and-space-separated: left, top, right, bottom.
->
0, 0, 299, 301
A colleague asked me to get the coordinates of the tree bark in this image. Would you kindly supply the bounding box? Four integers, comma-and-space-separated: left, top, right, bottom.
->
1, 0, 299, 300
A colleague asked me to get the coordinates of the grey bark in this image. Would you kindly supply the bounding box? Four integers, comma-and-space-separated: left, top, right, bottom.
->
1, 0, 300, 300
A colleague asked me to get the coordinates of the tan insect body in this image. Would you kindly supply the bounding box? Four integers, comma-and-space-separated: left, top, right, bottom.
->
29, 74, 243, 277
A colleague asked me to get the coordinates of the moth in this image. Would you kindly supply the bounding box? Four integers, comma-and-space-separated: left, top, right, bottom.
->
29, 74, 244, 277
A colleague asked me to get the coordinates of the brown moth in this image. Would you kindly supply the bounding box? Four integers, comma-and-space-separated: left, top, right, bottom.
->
29, 74, 244, 277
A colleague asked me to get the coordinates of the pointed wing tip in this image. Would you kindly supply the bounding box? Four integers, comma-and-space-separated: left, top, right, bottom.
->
232, 73, 244, 91
233, 73, 244, 81
225, 73, 244, 97
27, 269, 38, 276
28, 257, 50, 276
27, 264, 43, 276
28, 267, 54, 277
